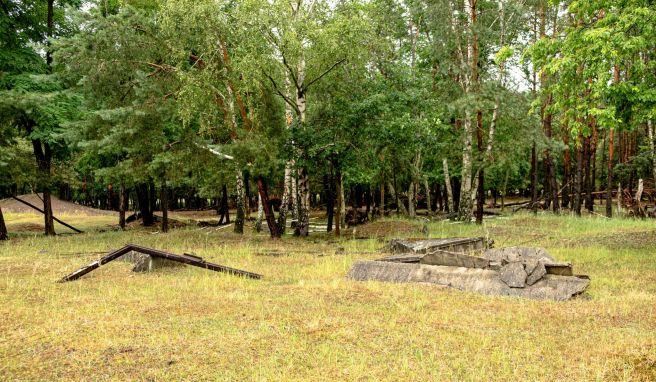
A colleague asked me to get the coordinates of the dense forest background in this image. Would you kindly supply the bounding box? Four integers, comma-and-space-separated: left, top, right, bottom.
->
1, 0, 655, 239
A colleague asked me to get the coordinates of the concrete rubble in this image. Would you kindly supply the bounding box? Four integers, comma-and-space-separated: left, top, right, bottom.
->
347, 238, 590, 301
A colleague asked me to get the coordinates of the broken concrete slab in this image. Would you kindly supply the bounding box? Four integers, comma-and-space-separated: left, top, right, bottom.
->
526, 261, 547, 286
389, 237, 488, 254
419, 250, 490, 269
122, 251, 186, 272
499, 262, 527, 288
346, 260, 590, 301
483, 247, 573, 276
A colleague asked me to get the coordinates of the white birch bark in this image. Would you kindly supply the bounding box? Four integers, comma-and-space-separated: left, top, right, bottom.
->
648, 119, 656, 183
255, 192, 263, 233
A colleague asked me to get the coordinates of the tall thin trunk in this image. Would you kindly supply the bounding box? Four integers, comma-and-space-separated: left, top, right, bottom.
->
339, 172, 346, 229
408, 181, 416, 218
161, 182, 168, 233
475, 110, 484, 224
442, 158, 455, 214
119, 184, 126, 229
606, 128, 614, 217
459, 111, 474, 222
325, 172, 334, 232
387, 180, 408, 215
277, 161, 293, 234
219, 184, 230, 224
0, 206, 7, 241
380, 173, 385, 216
234, 170, 245, 234
424, 179, 432, 216
335, 166, 342, 236
562, 125, 571, 209
574, 139, 583, 216
255, 192, 264, 233
584, 136, 592, 212
530, 143, 538, 213
295, 168, 310, 236
256, 176, 280, 238
648, 119, 656, 183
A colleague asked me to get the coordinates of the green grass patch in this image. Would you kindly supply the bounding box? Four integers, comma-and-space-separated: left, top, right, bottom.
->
0, 212, 655, 380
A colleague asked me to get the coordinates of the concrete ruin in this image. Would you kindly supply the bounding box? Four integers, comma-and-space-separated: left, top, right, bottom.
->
347, 238, 590, 301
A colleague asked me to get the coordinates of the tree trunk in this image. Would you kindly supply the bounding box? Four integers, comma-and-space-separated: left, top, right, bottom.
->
380, 174, 385, 216
324, 172, 334, 232
424, 179, 432, 216
387, 180, 408, 215
136, 184, 154, 226
295, 167, 310, 236
256, 176, 280, 238
255, 192, 264, 233
584, 136, 592, 212
606, 128, 614, 217
648, 120, 656, 184
219, 184, 230, 224
161, 183, 168, 233
277, 160, 293, 234
119, 184, 126, 229
335, 166, 342, 236
244, 170, 251, 220
475, 110, 484, 224
0, 206, 7, 241
459, 111, 474, 222
234, 170, 245, 234
574, 141, 583, 216
617, 183, 622, 216
531, 143, 538, 213
442, 158, 455, 214
408, 181, 416, 218
562, 126, 571, 209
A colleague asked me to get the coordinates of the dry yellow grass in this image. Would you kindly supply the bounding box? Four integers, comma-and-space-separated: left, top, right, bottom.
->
0, 212, 655, 381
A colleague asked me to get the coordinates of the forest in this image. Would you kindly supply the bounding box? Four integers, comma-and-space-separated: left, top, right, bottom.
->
1, 1, 656, 380
2, 0, 655, 239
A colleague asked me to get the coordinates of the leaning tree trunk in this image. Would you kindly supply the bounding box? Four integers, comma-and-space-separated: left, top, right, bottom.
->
256, 176, 280, 238
234, 170, 245, 234
0, 206, 8, 241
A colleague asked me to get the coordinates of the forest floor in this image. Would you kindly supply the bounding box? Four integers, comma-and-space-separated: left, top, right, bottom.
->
0, 210, 655, 381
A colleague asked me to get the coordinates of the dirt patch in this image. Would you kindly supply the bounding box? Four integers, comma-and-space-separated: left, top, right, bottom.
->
568, 230, 656, 251
353, 220, 423, 239
1, 194, 115, 216
7, 223, 44, 232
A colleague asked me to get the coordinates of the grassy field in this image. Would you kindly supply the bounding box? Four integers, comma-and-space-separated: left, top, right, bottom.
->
0, 211, 655, 381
